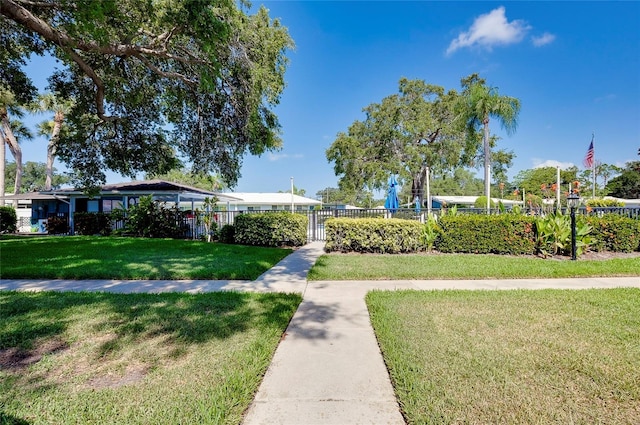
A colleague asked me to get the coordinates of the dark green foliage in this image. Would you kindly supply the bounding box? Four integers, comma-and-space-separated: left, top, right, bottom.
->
2, 0, 293, 190
234, 213, 307, 247
585, 214, 640, 252
0, 206, 17, 233
436, 214, 536, 254
117, 195, 186, 238
219, 224, 235, 244
45, 216, 70, 235
74, 212, 112, 236
606, 161, 640, 199
325, 218, 424, 253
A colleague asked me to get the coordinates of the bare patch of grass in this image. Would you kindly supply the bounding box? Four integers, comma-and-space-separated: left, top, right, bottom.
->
0, 290, 301, 424
367, 289, 640, 424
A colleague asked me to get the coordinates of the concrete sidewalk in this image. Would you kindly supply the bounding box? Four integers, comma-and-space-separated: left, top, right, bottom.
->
2, 242, 639, 425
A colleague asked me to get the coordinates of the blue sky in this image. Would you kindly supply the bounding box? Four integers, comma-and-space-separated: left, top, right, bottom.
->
19, 1, 640, 198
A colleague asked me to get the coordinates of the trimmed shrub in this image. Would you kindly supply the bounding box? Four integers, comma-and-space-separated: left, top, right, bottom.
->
325, 218, 424, 253
74, 212, 112, 236
234, 212, 307, 247
0, 206, 17, 233
219, 224, 235, 244
474, 196, 496, 208
585, 214, 640, 252
46, 216, 69, 235
436, 214, 536, 254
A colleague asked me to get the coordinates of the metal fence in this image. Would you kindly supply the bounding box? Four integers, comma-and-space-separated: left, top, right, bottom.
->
28, 207, 640, 241
220, 207, 640, 242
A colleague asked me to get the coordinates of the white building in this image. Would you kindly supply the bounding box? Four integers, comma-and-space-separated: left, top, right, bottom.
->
220, 192, 322, 211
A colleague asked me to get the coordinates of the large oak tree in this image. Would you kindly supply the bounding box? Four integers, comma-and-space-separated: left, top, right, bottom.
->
1, 0, 293, 189
327, 78, 467, 206
326, 75, 519, 206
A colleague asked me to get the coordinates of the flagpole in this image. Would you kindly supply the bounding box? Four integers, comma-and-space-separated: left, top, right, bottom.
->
592, 132, 596, 198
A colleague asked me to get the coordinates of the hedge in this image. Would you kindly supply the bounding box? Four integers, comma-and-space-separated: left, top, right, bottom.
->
0, 206, 17, 233
437, 214, 536, 254
325, 218, 424, 253
585, 214, 640, 252
234, 212, 308, 247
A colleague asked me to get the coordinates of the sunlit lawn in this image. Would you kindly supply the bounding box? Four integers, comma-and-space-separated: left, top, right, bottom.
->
0, 236, 291, 280
367, 288, 640, 424
308, 253, 640, 280
0, 290, 301, 425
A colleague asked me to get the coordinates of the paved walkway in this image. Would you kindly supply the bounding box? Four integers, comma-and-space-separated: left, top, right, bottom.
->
2, 242, 639, 425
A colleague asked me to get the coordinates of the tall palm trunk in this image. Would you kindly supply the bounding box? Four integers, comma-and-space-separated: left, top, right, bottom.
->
45, 110, 63, 190
0, 107, 22, 208
483, 117, 490, 213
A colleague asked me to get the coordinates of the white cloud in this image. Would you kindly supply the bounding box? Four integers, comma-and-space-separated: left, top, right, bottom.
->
532, 32, 556, 47
267, 152, 304, 161
446, 7, 531, 55
532, 159, 574, 169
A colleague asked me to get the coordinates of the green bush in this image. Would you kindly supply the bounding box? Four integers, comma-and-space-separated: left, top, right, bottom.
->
46, 216, 69, 235
74, 212, 112, 236
534, 212, 593, 257
219, 224, 235, 244
325, 218, 424, 253
0, 206, 17, 233
118, 195, 186, 238
474, 196, 496, 208
585, 214, 640, 252
234, 212, 307, 247
436, 214, 536, 254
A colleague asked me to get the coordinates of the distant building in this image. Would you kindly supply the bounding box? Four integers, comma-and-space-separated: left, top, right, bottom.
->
220, 192, 322, 211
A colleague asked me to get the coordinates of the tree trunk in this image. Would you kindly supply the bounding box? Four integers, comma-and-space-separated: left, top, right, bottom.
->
45, 111, 63, 191
411, 165, 428, 207
0, 109, 22, 208
483, 118, 491, 213
0, 133, 5, 206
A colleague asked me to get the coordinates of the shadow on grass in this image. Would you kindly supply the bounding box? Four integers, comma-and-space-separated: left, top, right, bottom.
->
0, 290, 301, 360
0, 411, 30, 425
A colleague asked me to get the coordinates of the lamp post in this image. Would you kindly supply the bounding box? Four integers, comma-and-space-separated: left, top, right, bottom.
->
567, 192, 580, 261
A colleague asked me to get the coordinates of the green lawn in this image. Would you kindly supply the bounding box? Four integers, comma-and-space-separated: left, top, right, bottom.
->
308, 253, 640, 280
0, 290, 301, 425
0, 236, 291, 280
367, 288, 640, 424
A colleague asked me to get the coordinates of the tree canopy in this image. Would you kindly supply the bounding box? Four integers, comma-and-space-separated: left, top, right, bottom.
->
326, 75, 519, 204
606, 160, 640, 199
5, 160, 70, 191
512, 166, 578, 198
326, 77, 468, 204
1, 0, 293, 189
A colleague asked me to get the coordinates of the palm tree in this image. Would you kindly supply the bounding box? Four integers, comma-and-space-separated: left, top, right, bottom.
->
29, 93, 73, 190
0, 89, 31, 207
460, 75, 521, 213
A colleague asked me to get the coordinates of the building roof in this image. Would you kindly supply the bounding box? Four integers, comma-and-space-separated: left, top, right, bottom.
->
2, 180, 241, 203
220, 192, 322, 206
432, 195, 523, 206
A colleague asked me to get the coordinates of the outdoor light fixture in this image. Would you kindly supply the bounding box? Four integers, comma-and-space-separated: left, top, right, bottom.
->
567, 192, 580, 260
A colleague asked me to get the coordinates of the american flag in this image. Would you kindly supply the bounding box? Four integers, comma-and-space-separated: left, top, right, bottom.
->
583, 138, 594, 168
